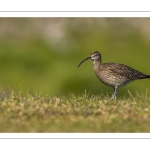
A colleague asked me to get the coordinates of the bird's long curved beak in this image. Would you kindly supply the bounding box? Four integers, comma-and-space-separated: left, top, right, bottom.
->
77, 56, 91, 68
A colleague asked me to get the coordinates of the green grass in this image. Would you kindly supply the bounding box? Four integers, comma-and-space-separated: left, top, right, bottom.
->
0, 90, 150, 132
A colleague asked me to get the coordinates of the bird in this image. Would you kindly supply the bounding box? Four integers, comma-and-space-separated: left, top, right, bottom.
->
77, 51, 150, 99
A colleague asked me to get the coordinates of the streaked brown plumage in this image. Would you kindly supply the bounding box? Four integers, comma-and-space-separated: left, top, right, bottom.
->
78, 51, 150, 99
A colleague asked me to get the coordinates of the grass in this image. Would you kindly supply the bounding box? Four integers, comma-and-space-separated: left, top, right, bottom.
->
0, 90, 150, 132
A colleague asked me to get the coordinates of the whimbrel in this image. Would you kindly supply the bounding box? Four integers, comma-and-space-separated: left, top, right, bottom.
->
78, 51, 150, 99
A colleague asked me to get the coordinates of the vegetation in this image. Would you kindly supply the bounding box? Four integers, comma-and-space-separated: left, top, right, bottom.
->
0, 90, 150, 132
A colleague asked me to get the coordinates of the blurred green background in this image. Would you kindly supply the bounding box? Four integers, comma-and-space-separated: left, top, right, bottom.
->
0, 18, 150, 97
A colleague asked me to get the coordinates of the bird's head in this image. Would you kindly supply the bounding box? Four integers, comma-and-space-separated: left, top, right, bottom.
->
77, 51, 101, 68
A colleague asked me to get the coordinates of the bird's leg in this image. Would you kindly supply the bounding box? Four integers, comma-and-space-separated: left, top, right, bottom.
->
111, 86, 117, 100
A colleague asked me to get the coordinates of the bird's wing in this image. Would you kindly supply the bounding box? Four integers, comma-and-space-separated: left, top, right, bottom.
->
104, 63, 148, 80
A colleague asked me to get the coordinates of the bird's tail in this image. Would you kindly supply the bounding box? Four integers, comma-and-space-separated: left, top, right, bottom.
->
141, 75, 150, 79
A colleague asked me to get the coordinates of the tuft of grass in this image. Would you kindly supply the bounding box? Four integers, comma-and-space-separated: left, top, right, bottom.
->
0, 90, 150, 132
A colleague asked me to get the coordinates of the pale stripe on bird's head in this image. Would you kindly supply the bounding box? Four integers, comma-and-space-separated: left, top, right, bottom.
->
90, 51, 101, 60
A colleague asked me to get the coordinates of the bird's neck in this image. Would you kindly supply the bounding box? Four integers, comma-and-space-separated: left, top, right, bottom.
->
93, 59, 101, 70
